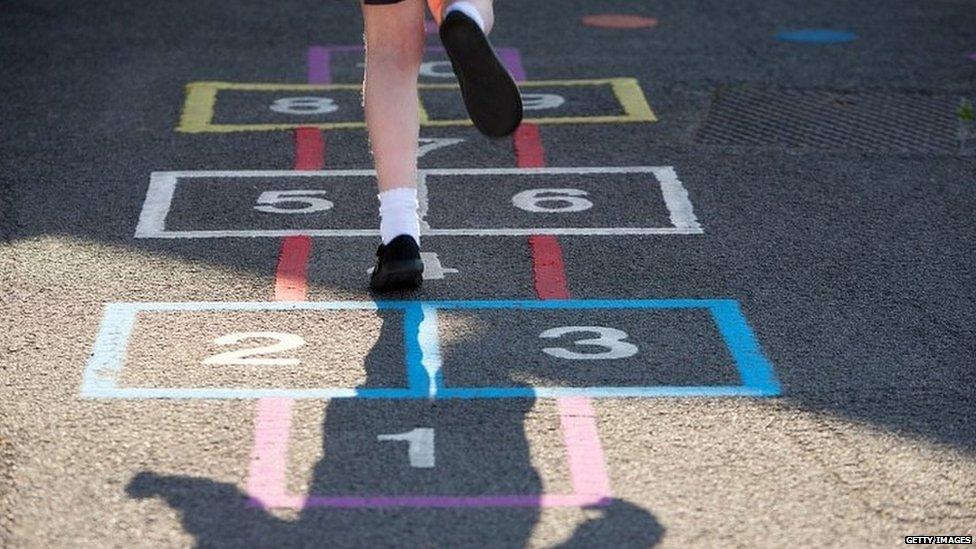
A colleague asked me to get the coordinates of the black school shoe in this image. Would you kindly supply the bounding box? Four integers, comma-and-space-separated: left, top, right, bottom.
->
370, 235, 424, 292
439, 10, 523, 138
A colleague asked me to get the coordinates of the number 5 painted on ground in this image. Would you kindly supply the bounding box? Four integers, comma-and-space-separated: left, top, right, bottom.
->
539, 326, 638, 360
254, 190, 334, 214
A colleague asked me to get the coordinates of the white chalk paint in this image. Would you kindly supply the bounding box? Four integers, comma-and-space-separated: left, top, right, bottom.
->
377, 428, 436, 468
540, 326, 638, 360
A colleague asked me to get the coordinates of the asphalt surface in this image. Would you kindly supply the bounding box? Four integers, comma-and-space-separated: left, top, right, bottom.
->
1, 0, 975, 547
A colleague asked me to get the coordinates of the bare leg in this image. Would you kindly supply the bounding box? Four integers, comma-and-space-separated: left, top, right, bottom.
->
428, 0, 494, 32
362, 0, 426, 192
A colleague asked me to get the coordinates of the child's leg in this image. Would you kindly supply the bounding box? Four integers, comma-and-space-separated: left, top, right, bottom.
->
362, 0, 427, 291
431, 0, 522, 137
362, 0, 425, 195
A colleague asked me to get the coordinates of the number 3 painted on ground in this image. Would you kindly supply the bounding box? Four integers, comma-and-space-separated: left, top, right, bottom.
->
539, 326, 638, 360
269, 97, 338, 115
203, 332, 305, 366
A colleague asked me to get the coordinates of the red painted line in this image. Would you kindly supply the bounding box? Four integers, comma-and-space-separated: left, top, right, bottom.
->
581, 14, 658, 29
513, 123, 546, 168
294, 127, 326, 170
273, 236, 312, 301
529, 235, 570, 300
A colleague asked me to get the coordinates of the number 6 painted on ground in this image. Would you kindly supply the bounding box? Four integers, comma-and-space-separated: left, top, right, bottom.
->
512, 188, 594, 213
539, 326, 638, 360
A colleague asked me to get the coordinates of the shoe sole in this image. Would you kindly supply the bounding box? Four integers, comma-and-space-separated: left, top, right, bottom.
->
440, 13, 523, 138
370, 259, 424, 292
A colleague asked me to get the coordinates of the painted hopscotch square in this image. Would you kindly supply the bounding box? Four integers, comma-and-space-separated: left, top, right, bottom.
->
282, 400, 569, 498
423, 169, 690, 232
248, 397, 612, 509
134, 167, 703, 239
117, 309, 404, 391
425, 300, 781, 399
81, 300, 780, 400
435, 307, 741, 389
177, 79, 656, 133
80, 301, 426, 399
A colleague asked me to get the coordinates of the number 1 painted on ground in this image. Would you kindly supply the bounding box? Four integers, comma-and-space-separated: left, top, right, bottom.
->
377, 428, 435, 468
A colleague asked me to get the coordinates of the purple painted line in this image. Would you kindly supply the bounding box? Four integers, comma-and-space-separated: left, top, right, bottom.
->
968, 52, 976, 62
496, 48, 527, 82
308, 44, 524, 82
307, 46, 332, 84
252, 494, 611, 510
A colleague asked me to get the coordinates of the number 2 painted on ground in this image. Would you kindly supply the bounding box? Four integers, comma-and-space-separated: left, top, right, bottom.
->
539, 326, 638, 360
377, 428, 435, 468
203, 332, 305, 366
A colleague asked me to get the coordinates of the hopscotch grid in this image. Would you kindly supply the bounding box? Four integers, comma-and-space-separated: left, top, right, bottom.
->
177, 78, 656, 133
134, 167, 705, 239
79, 299, 780, 399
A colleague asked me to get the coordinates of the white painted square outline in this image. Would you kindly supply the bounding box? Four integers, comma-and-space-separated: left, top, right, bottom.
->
134, 167, 703, 238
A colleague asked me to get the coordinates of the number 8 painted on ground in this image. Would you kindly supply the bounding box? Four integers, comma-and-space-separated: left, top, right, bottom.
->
539, 326, 638, 360
269, 96, 338, 115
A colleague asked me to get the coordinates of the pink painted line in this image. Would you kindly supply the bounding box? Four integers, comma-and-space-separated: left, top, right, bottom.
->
558, 397, 611, 497
246, 398, 295, 506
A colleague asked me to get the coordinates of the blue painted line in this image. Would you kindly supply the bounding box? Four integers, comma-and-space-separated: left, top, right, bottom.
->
80, 304, 137, 395
436, 386, 775, 399
403, 303, 428, 396
776, 29, 858, 44
80, 385, 774, 400
710, 301, 782, 396
80, 387, 421, 399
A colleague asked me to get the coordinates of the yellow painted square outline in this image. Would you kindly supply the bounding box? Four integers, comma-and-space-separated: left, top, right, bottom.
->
177, 79, 656, 133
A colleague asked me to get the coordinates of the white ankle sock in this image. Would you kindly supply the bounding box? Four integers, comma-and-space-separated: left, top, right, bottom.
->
444, 1, 485, 31
378, 187, 420, 245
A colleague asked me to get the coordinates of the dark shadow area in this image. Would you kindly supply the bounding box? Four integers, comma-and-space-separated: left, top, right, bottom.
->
125, 310, 665, 546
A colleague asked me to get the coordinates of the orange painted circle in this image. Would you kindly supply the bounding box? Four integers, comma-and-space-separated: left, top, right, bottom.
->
582, 14, 658, 29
